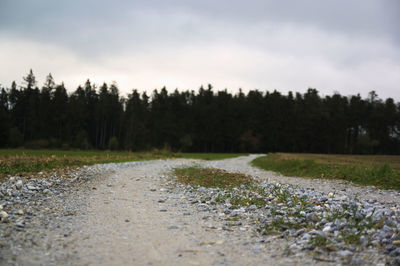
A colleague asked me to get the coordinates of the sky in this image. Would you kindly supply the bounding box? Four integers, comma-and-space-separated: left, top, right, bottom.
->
0, 0, 399, 100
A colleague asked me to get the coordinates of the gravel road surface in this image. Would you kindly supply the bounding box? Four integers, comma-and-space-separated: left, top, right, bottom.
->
1, 155, 399, 265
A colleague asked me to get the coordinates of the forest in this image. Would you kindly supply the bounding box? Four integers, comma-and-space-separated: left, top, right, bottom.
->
0, 70, 399, 154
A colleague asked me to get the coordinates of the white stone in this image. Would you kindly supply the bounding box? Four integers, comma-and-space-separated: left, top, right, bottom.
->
322, 226, 331, 232
337, 250, 353, 257
15, 180, 23, 189
392, 240, 400, 245
215, 240, 224, 245
0, 211, 8, 220
335, 195, 347, 201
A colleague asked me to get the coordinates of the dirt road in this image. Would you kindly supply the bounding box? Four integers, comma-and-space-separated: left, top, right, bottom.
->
2, 155, 399, 265
68, 159, 286, 265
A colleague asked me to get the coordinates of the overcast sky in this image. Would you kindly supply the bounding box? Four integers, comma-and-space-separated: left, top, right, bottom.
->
0, 0, 399, 99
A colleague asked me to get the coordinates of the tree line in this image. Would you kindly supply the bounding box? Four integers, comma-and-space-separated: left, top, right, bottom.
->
0, 70, 399, 154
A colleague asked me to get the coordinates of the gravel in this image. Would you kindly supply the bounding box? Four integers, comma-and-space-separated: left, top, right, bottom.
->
0, 161, 157, 264
0, 155, 399, 265
167, 155, 400, 265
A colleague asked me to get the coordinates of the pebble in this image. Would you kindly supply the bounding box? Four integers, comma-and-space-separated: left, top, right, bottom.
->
27, 185, 38, 190
168, 226, 179, 230
1, 210, 9, 220
15, 220, 25, 228
337, 250, 353, 257
389, 247, 400, 257
199, 187, 207, 193
351, 257, 363, 265
306, 213, 318, 222
15, 180, 23, 190
322, 226, 332, 233
336, 195, 348, 201
253, 245, 263, 253
295, 228, 305, 236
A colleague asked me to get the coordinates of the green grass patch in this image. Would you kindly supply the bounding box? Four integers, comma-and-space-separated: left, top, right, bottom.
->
341, 232, 361, 245
252, 154, 400, 191
262, 218, 304, 235
228, 195, 267, 207
173, 166, 254, 189
0, 149, 247, 160
309, 235, 331, 247
0, 149, 246, 180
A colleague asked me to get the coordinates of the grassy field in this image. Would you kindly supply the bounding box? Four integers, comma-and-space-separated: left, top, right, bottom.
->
173, 166, 253, 189
0, 149, 247, 179
252, 153, 400, 191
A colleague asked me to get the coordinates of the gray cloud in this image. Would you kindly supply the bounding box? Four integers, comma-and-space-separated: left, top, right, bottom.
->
1, 0, 399, 53
0, 0, 399, 99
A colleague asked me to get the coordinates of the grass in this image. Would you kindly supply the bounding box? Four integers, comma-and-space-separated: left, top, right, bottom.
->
220, 193, 268, 208
309, 234, 331, 247
341, 232, 362, 245
0, 149, 247, 160
0, 149, 246, 180
173, 166, 254, 189
262, 217, 303, 235
251, 153, 400, 191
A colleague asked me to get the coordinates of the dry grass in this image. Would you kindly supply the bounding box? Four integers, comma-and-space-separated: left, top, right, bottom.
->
252, 153, 400, 191
173, 166, 254, 189
0, 149, 246, 181
277, 153, 400, 171
0, 152, 162, 180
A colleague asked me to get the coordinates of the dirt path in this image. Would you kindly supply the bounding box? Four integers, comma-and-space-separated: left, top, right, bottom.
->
69, 159, 287, 265
5, 155, 399, 265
